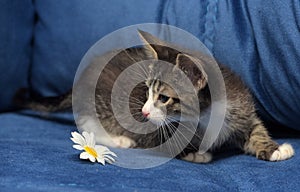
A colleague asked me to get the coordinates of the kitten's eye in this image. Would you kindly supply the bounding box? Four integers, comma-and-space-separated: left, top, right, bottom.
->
158, 94, 170, 103
173, 98, 180, 103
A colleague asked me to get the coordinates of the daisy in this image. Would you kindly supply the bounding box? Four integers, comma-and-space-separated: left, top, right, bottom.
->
70, 131, 117, 165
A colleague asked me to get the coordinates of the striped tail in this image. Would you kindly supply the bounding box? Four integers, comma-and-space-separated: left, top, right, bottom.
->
14, 88, 72, 112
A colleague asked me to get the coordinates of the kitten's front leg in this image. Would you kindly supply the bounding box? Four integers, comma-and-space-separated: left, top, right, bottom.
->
243, 120, 294, 161
111, 135, 137, 148
181, 151, 212, 163
77, 116, 136, 148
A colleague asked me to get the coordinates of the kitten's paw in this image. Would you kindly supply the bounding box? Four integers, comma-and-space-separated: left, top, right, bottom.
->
269, 143, 294, 161
181, 152, 212, 163
112, 136, 136, 149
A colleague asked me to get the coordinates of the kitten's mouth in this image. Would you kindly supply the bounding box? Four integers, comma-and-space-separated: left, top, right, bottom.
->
146, 116, 166, 126
147, 115, 181, 126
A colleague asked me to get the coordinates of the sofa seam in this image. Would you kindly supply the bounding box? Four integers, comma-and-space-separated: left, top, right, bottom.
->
203, 0, 218, 53
27, 0, 37, 95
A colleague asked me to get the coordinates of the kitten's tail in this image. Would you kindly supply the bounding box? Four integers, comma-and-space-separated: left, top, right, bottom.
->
14, 88, 73, 112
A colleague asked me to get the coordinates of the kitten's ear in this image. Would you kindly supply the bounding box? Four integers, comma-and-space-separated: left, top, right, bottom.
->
138, 30, 169, 60
175, 54, 208, 90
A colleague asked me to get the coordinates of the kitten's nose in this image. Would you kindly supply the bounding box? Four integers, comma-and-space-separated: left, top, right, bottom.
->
142, 111, 150, 118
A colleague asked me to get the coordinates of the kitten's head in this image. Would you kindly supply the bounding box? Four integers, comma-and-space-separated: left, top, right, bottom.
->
138, 30, 208, 125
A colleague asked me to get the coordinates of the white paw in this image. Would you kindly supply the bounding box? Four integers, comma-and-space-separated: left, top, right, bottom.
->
181, 152, 212, 163
112, 136, 136, 148
269, 143, 294, 161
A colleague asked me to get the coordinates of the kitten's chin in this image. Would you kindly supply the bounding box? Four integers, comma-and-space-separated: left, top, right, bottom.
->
147, 117, 166, 126
148, 114, 181, 126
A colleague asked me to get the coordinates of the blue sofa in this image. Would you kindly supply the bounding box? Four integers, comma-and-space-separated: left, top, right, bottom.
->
1, 0, 300, 191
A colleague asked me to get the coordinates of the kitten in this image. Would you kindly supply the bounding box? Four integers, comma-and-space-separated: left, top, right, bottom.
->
16, 30, 294, 163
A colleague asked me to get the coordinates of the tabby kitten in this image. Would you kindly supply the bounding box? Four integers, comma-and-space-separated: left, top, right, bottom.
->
17, 30, 294, 163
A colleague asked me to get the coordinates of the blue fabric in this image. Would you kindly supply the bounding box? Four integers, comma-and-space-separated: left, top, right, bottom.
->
160, 0, 300, 130
31, 0, 161, 96
157, 0, 208, 43
0, 0, 34, 111
30, 0, 300, 130
1, 112, 300, 191
213, 0, 300, 130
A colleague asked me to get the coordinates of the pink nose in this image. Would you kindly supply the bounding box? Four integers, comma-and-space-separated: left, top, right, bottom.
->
142, 111, 150, 117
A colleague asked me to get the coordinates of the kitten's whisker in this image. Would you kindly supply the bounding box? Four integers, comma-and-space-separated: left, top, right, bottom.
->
163, 120, 181, 157
165, 119, 189, 153
112, 98, 144, 106
129, 113, 144, 119
128, 69, 147, 80
130, 114, 146, 121
129, 103, 144, 107
159, 125, 164, 147
121, 51, 148, 77
130, 112, 144, 119
165, 118, 199, 151
134, 58, 149, 77
167, 116, 199, 134
129, 97, 146, 104
129, 100, 144, 104
160, 124, 168, 152
175, 122, 203, 142
162, 124, 174, 156
165, 124, 182, 155
157, 123, 164, 148
124, 49, 138, 63
129, 107, 143, 111
114, 112, 143, 122
129, 111, 143, 115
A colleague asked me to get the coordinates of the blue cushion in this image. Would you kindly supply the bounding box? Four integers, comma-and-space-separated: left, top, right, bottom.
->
0, 0, 34, 111
31, 0, 300, 130
161, 0, 300, 130
31, 0, 162, 96
1, 112, 300, 191
213, 0, 300, 130
157, 0, 209, 42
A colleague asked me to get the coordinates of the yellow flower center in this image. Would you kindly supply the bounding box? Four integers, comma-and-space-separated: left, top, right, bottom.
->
84, 146, 98, 158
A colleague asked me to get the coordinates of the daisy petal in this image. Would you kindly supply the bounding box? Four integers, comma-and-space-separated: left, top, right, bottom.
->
73, 145, 84, 150
104, 157, 114, 164
90, 132, 96, 147
72, 132, 117, 165
97, 157, 105, 165
104, 155, 116, 163
94, 145, 109, 153
71, 132, 84, 144
95, 145, 117, 157
71, 132, 86, 146
88, 155, 96, 163
82, 131, 92, 147
104, 154, 116, 160
100, 149, 117, 157
104, 151, 117, 157
79, 152, 90, 160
